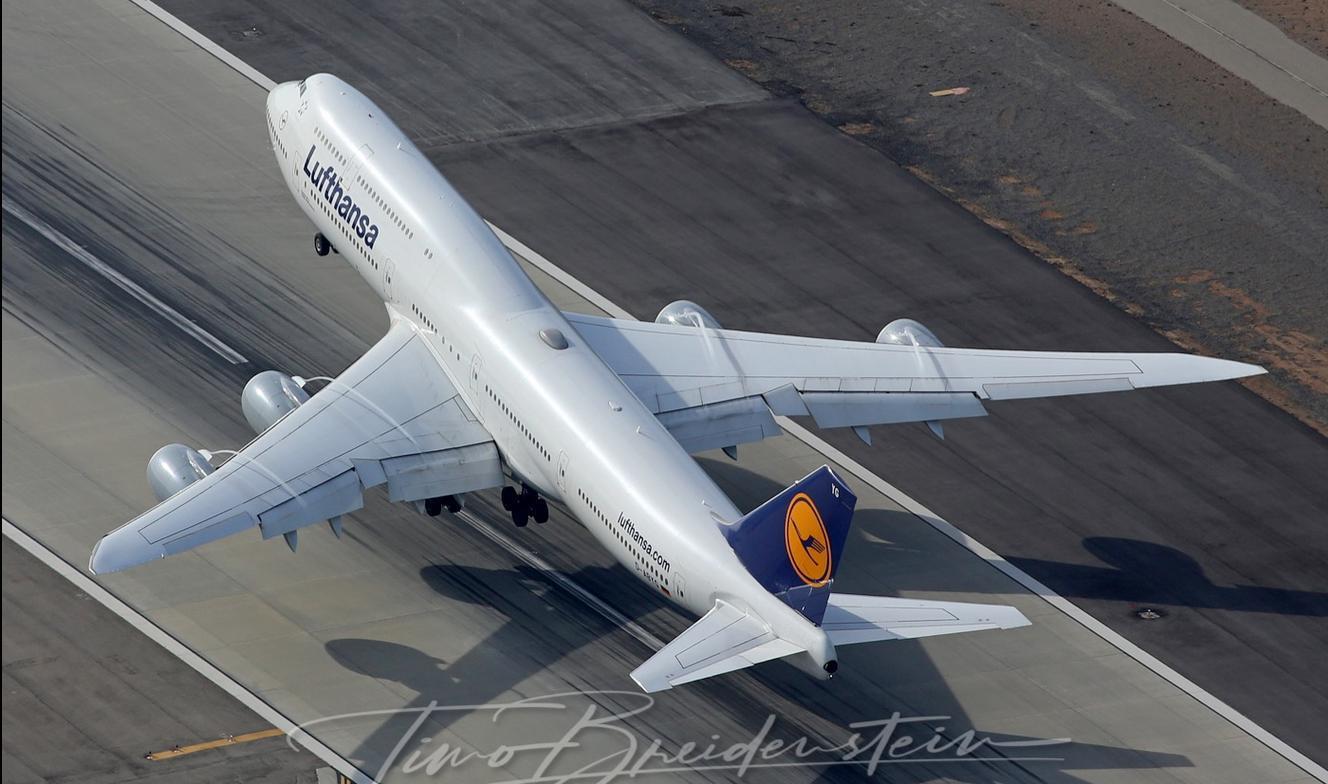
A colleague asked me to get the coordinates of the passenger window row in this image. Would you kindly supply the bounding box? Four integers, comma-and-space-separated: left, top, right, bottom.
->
314, 126, 349, 169
309, 177, 375, 267
576, 487, 668, 588
266, 113, 287, 159
486, 385, 552, 462
410, 303, 436, 332
353, 174, 413, 240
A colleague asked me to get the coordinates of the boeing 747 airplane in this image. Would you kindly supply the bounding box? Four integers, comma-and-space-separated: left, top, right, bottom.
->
89, 75, 1265, 692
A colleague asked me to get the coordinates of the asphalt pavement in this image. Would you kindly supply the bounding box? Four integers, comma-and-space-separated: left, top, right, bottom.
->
1, 537, 319, 783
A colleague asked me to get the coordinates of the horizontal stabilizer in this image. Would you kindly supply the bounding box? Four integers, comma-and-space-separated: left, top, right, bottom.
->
630, 600, 803, 692
823, 594, 1030, 646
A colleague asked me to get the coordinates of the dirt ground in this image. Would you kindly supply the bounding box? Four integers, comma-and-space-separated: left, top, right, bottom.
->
1244, 0, 1328, 59
631, 0, 1328, 433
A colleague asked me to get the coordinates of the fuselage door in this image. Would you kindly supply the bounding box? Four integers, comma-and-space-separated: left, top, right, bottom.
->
383, 258, 396, 302
346, 143, 374, 183
469, 353, 482, 398
557, 450, 569, 492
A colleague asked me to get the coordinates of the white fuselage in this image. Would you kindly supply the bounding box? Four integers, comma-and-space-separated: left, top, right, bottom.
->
265, 75, 834, 667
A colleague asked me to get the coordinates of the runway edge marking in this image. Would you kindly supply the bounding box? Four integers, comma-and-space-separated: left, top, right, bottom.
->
1, 518, 375, 784
90, 2, 1328, 781
1110, 0, 1328, 130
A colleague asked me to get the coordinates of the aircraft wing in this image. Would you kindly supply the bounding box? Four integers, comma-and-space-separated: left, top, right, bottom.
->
89, 319, 501, 574
564, 312, 1265, 451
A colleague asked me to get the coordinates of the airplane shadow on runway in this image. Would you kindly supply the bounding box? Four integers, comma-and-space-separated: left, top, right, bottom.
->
1008, 537, 1328, 617
324, 461, 1191, 783
325, 558, 683, 780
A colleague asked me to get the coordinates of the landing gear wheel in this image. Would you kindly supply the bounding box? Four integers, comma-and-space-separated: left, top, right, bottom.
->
533, 499, 549, 524
443, 495, 462, 514
512, 506, 529, 527
313, 232, 331, 256
501, 486, 517, 511
424, 496, 443, 517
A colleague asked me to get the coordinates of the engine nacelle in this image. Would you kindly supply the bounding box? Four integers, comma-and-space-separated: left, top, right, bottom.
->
241, 371, 310, 434
147, 444, 215, 503
876, 318, 943, 348
655, 300, 722, 330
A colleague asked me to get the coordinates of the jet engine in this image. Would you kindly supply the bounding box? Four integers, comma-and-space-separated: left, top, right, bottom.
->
241, 371, 310, 434
876, 319, 949, 440
876, 318, 943, 348
655, 300, 722, 330
147, 444, 215, 503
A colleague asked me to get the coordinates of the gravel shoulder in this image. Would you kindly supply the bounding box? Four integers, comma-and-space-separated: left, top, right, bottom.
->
1243, 0, 1328, 59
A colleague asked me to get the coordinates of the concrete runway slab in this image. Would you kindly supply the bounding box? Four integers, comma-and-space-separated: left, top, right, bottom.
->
1, 0, 1322, 782
2, 537, 320, 784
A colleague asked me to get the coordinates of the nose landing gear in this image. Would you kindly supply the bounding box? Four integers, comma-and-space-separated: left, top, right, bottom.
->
314, 232, 331, 256
501, 485, 549, 527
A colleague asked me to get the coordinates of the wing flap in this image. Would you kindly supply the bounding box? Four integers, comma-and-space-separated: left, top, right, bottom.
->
801, 391, 987, 428
258, 469, 364, 539
381, 443, 503, 502
982, 377, 1134, 400
655, 396, 781, 454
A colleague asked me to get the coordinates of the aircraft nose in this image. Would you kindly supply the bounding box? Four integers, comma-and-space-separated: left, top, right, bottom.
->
267, 81, 298, 115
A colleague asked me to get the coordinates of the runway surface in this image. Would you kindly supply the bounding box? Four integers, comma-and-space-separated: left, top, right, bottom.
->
2, 537, 319, 783
149, 0, 1328, 764
1, 0, 1324, 782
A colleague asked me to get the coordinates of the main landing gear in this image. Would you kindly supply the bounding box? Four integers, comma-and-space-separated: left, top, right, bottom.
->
423, 495, 462, 516
314, 232, 331, 256
501, 485, 549, 528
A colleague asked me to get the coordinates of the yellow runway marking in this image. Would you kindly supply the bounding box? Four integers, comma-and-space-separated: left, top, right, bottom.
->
145, 728, 285, 760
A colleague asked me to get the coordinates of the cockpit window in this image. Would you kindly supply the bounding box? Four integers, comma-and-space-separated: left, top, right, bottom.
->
298, 79, 307, 96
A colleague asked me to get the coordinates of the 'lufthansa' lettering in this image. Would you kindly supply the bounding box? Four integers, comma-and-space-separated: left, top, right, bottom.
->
303, 145, 380, 248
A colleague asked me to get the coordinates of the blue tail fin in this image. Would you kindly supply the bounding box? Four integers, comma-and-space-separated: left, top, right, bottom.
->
722, 466, 857, 625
